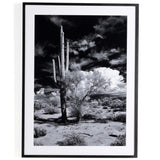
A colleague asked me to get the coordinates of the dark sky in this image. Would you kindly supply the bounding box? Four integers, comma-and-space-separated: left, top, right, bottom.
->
35, 15, 127, 90
35, 16, 97, 44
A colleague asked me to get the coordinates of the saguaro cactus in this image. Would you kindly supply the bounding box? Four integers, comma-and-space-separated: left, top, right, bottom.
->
60, 26, 65, 79
52, 59, 57, 83
52, 25, 70, 122
66, 40, 69, 72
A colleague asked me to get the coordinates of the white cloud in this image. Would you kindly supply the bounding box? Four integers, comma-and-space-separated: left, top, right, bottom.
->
110, 54, 126, 65
50, 17, 72, 27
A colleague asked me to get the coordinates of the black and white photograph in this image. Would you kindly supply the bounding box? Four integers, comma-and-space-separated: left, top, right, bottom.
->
23, 3, 138, 157
34, 15, 127, 146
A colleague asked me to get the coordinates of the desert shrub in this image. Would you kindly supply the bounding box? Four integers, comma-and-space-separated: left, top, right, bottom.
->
95, 118, 108, 123
34, 113, 41, 120
110, 134, 126, 146
34, 101, 51, 111
109, 99, 126, 109
43, 107, 58, 114
34, 109, 45, 120
65, 68, 114, 117
69, 107, 80, 117
40, 102, 50, 108
34, 127, 47, 138
112, 112, 126, 123
106, 113, 114, 121
91, 100, 99, 106
57, 134, 86, 146
35, 94, 60, 111
50, 96, 60, 107
35, 94, 47, 100
82, 114, 96, 120
34, 101, 44, 111
102, 100, 109, 106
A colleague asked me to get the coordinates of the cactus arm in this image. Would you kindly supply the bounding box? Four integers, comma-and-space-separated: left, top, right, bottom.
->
60, 25, 65, 79
66, 40, 69, 71
52, 59, 57, 83
57, 55, 61, 74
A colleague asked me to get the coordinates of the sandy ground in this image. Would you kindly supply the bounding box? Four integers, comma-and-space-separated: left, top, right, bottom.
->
34, 120, 125, 146
34, 93, 126, 146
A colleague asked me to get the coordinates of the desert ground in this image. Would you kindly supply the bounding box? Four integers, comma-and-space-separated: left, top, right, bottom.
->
34, 90, 126, 146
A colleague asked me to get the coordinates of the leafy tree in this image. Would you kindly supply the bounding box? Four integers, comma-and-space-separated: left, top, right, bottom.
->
65, 68, 112, 119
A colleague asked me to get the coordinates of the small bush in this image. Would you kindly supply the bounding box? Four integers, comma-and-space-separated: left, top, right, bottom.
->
50, 96, 60, 107
111, 134, 126, 146
113, 112, 126, 123
91, 100, 99, 106
34, 114, 40, 120
41, 102, 50, 108
57, 134, 86, 146
34, 94, 60, 112
106, 113, 114, 120
95, 118, 108, 123
34, 127, 47, 138
109, 99, 126, 109
34, 109, 45, 120
102, 101, 109, 106
34, 101, 51, 112
82, 114, 96, 120
34, 102, 42, 111
69, 107, 80, 117
43, 107, 58, 114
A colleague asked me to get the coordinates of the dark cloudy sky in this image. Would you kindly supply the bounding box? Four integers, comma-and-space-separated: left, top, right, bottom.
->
35, 15, 127, 90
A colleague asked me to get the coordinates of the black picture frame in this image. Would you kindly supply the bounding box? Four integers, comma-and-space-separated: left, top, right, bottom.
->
22, 2, 138, 158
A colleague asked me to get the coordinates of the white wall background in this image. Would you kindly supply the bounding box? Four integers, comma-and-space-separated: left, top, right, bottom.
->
0, 0, 160, 159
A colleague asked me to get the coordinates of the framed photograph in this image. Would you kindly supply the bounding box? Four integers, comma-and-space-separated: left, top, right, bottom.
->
22, 3, 138, 157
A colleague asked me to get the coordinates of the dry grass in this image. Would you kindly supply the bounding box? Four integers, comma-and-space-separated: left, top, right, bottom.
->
110, 134, 126, 146
56, 133, 86, 146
